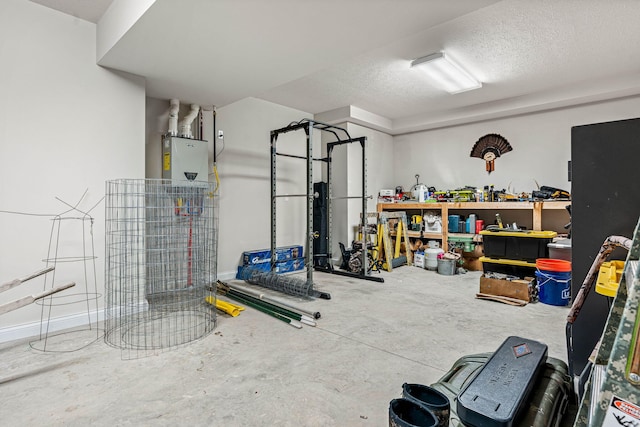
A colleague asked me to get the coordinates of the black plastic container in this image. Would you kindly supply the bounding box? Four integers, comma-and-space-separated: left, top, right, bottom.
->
481, 230, 556, 262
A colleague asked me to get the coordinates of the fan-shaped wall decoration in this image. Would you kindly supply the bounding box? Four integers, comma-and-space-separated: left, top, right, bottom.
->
470, 133, 512, 173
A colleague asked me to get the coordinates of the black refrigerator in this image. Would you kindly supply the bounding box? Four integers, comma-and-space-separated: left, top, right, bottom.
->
570, 117, 640, 377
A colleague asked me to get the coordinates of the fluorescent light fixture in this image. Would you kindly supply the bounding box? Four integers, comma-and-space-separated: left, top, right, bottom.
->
411, 52, 481, 94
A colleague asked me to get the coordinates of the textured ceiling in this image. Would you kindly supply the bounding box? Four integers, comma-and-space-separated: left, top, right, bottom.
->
96, 0, 497, 117
262, 0, 640, 130
27, 0, 640, 134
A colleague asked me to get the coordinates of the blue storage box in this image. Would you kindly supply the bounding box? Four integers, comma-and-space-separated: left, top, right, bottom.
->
236, 258, 305, 279
242, 245, 303, 265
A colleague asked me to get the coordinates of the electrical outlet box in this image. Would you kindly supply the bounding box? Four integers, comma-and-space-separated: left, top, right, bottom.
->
162, 135, 208, 184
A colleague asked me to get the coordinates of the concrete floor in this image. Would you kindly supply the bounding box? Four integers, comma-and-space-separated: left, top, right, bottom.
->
0, 267, 571, 426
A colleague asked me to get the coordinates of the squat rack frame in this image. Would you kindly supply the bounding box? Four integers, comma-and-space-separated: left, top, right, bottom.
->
270, 119, 383, 286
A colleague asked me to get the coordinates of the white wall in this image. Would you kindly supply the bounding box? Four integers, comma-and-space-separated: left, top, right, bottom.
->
321, 122, 347, 263
215, 98, 315, 278
96, 0, 156, 61
393, 96, 640, 196
348, 123, 394, 213
0, 0, 145, 339
145, 97, 167, 179
327, 123, 394, 261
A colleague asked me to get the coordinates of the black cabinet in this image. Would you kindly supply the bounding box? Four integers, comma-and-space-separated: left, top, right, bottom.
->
570, 117, 640, 376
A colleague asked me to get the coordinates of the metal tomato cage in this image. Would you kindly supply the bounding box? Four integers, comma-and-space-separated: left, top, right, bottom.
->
104, 179, 217, 359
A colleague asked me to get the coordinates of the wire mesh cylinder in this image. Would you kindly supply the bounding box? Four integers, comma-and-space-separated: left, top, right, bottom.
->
239, 267, 312, 297
105, 179, 217, 358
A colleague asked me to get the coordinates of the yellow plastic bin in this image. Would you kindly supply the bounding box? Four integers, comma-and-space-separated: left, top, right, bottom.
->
595, 260, 625, 297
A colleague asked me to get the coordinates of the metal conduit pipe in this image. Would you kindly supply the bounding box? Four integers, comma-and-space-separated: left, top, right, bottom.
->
226, 282, 321, 319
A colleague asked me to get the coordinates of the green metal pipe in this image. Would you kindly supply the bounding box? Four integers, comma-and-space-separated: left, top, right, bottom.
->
226, 282, 321, 319
229, 290, 316, 327
228, 289, 308, 322
227, 293, 302, 329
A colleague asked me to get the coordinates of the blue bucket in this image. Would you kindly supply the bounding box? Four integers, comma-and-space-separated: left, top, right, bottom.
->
535, 269, 571, 306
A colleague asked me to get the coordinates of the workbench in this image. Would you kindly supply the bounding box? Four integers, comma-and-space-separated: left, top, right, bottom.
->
377, 201, 569, 251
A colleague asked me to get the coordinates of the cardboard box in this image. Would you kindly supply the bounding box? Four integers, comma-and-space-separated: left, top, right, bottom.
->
458, 245, 483, 271
236, 258, 305, 279
463, 257, 483, 271
242, 245, 303, 265
479, 275, 533, 302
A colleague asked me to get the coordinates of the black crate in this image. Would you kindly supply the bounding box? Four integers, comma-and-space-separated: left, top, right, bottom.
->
481, 230, 556, 262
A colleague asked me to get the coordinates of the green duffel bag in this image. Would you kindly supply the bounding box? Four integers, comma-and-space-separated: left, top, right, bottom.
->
430, 353, 573, 427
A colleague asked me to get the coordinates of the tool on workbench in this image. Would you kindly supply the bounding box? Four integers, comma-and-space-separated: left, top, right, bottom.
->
532, 184, 571, 200
410, 174, 428, 201
410, 215, 422, 231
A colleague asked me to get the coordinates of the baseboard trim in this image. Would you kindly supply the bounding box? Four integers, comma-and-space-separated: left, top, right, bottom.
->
217, 271, 238, 281
0, 309, 102, 344
0, 275, 243, 344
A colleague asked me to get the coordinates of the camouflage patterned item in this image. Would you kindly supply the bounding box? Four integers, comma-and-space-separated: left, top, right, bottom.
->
566, 234, 632, 380
574, 219, 640, 426
430, 352, 572, 427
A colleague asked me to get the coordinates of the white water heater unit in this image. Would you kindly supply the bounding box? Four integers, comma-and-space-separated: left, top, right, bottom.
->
162, 135, 208, 183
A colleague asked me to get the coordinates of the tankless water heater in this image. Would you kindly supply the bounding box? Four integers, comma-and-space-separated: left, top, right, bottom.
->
162, 135, 208, 183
